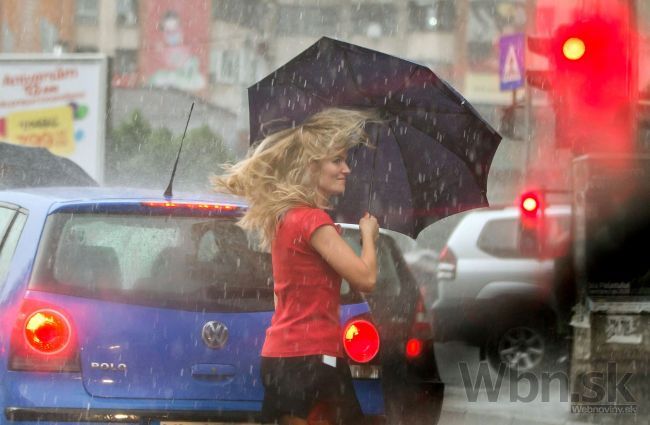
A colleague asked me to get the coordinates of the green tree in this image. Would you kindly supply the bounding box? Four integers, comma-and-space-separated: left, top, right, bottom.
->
107, 110, 234, 192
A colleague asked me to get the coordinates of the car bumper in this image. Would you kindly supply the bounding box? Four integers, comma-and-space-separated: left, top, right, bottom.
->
4, 407, 256, 423
3, 372, 385, 423
5, 407, 387, 424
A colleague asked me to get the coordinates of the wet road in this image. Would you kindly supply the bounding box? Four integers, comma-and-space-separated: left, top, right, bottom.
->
435, 342, 584, 425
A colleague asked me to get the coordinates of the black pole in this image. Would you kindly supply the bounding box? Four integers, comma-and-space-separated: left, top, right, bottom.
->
164, 102, 195, 198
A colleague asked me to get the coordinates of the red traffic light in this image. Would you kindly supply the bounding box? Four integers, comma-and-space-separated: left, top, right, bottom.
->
561, 36, 586, 61
520, 191, 542, 219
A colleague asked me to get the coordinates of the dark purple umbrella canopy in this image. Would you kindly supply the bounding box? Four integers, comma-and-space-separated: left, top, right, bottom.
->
248, 37, 501, 238
0, 142, 98, 189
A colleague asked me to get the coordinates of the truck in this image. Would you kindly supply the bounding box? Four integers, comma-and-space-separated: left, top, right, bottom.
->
0, 54, 109, 183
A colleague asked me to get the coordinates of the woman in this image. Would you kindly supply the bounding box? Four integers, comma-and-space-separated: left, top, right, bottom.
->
214, 108, 379, 425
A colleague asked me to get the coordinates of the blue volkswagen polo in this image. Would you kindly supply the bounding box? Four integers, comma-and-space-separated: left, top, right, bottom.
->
0, 187, 384, 424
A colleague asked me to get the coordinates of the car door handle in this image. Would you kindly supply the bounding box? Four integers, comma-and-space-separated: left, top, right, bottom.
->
191, 363, 236, 380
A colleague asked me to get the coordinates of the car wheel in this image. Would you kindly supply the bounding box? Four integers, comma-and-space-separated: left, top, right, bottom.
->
486, 322, 550, 378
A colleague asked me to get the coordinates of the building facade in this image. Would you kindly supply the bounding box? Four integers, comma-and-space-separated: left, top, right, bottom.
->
4, 0, 598, 203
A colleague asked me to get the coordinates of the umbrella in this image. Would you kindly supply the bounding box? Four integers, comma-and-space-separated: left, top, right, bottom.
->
0, 141, 98, 189
248, 37, 502, 238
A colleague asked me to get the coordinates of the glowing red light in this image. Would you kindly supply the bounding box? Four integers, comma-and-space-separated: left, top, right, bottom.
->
522, 196, 538, 213
342, 319, 380, 364
141, 201, 239, 211
405, 338, 423, 359
520, 191, 542, 217
24, 309, 71, 354
562, 37, 586, 60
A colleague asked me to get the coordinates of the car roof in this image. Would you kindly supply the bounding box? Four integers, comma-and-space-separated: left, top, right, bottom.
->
0, 186, 247, 210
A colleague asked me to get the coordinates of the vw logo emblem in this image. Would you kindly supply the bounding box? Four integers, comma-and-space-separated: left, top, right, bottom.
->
201, 321, 229, 349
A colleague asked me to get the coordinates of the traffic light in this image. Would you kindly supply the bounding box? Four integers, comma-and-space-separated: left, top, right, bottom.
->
527, 12, 634, 153
518, 190, 545, 256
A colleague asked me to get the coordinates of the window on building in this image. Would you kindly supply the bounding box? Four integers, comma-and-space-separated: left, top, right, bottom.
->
75, 45, 99, 53
350, 3, 398, 38
116, 0, 139, 26
276, 5, 338, 37
76, 0, 99, 25
210, 49, 239, 84
408, 0, 456, 32
212, 0, 268, 27
114, 49, 138, 75
210, 48, 258, 84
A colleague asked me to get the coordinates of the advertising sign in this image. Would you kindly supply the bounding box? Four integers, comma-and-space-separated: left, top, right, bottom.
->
0, 55, 109, 182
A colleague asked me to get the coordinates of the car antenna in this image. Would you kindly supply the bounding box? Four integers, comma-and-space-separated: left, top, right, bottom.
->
164, 102, 194, 198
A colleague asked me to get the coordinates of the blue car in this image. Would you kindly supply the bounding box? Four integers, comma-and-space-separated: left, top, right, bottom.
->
0, 187, 384, 424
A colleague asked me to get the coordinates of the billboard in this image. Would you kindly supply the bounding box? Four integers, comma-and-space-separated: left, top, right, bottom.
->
140, 0, 210, 93
0, 55, 109, 182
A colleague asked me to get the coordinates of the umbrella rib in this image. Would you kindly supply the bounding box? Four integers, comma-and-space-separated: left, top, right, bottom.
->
385, 120, 416, 210
341, 48, 377, 108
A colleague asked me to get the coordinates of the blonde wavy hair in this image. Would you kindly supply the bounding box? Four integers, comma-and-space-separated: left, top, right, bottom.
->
213, 108, 374, 249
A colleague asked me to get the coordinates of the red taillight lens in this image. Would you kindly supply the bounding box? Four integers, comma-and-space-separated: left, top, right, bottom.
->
9, 300, 80, 372
24, 309, 71, 354
342, 319, 380, 364
405, 338, 423, 359
407, 296, 432, 360
436, 246, 457, 281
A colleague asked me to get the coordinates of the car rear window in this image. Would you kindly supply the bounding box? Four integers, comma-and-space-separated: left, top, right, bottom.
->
0, 209, 27, 289
30, 212, 362, 311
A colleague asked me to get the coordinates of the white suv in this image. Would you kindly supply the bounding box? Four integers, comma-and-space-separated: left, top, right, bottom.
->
432, 205, 572, 375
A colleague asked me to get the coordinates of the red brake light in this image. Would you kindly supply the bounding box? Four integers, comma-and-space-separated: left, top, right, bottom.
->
9, 300, 80, 372
342, 319, 380, 364
24, 309, 71, 354
405, 338, 423, 359
407, 296, 432, 360
141, 201, 241, 211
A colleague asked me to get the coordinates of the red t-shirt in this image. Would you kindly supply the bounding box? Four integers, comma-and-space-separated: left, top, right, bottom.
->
261, 207, 344, 358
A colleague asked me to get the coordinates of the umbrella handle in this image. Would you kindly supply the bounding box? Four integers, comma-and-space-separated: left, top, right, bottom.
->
367, 127, 380, 215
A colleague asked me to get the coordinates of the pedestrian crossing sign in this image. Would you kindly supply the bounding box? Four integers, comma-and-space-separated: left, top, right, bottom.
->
499, 33, 525, 91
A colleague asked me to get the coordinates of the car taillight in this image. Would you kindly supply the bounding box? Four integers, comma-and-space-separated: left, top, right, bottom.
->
406, 295, 432, 360
9, 300, 80, 372
342, 318, 380, 364
405, 338, 423, 358
436, 246, 457, 281
25, 309, 71, 353
141, 201, 242, 212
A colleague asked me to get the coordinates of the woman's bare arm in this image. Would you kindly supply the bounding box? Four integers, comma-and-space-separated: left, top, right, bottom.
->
310, 217, 378, 292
